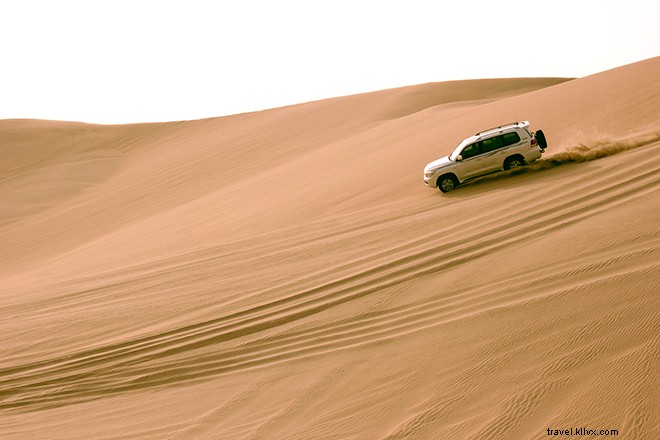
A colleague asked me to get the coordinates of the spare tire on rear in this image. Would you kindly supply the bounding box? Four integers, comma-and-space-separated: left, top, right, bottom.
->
535, 130, 548, 149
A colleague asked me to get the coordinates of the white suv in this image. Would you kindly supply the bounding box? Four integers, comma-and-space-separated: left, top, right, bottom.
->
423, 121, 547, 192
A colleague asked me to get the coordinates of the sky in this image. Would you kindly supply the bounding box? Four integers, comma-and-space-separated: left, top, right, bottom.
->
2, 0, 659, 124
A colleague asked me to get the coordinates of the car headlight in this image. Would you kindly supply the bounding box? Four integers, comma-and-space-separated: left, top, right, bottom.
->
424, 170, 436, 178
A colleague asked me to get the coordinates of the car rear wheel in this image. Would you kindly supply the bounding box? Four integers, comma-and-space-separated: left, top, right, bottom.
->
504, 157, 525, 170
438, 174, 458, 193
535, 130, 547, 149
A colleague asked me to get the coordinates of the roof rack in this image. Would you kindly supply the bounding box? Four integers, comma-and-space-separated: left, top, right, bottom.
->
474, 121, 519, 136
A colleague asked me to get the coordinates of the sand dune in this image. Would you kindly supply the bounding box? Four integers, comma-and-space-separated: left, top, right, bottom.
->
1, 58, 659, 439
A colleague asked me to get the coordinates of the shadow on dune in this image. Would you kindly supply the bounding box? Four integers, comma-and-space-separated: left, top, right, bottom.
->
448, 131, 660, 193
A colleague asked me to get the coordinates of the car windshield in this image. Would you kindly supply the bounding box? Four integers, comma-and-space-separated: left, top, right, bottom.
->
448, 140, 468, 161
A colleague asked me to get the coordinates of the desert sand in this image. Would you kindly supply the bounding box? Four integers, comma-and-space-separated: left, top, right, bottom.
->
1, 57, 659, 439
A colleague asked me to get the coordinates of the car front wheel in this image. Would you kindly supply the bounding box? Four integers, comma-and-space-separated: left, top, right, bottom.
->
438, 174, 458, 193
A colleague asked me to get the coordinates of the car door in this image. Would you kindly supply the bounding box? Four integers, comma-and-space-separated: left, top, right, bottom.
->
477, 135, 505, 173
455, 142, 485, 180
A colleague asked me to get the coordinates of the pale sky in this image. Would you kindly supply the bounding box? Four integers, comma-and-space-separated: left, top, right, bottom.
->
2, 0, 659, 124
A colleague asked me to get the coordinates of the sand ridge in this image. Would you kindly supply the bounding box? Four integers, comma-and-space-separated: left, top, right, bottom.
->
1, 57, 659, 439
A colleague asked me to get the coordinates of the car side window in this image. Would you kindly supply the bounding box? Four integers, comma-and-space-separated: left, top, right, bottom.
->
460, 143, 481, 159
502, 132, 521, 146
480, 136, 504, 153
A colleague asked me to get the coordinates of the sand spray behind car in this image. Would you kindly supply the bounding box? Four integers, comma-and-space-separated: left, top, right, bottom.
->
511, 130, 660, 173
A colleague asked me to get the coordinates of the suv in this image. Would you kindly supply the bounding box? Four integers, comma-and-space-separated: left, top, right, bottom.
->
423, 121, 547, 192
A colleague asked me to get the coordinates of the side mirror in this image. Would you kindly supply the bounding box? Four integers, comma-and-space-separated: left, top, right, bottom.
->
457, 155, 463, 161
